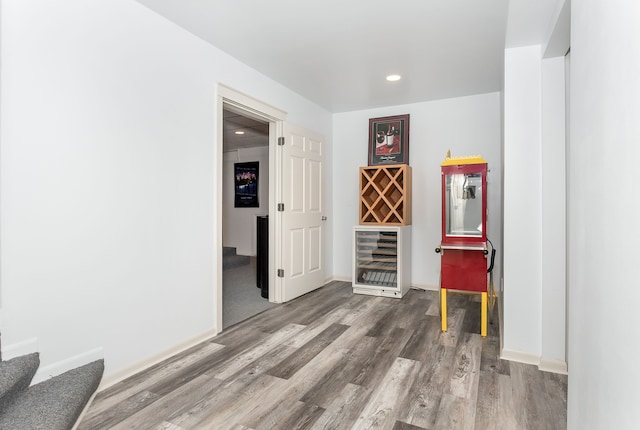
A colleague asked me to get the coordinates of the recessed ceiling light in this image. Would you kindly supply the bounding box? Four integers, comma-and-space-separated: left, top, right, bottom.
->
234, 130, 245, 135
386, 74, 402, 82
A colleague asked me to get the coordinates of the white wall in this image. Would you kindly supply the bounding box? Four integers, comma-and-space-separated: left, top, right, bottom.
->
222, 147, 269, 256
541, 56, 566, 371
501, 0, 569, 374
0, 0, 331, 382
332, 93, 502, 290
502, 45, 543, 361
568, 2, 640, 429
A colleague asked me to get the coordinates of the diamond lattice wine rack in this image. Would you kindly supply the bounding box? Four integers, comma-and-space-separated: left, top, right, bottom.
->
359, 164, 412, 226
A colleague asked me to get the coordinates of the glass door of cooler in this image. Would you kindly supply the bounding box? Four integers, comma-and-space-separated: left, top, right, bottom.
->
354, 230, 398, 287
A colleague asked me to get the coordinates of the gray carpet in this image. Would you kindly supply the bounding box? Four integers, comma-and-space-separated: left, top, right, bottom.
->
0, 353, 40, 412
0, 355, 104, 430
223, 257, 277, 328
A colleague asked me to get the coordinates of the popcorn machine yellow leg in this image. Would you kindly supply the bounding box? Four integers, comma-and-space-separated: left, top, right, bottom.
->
481, 291, 488, 337
441, 288, 447, 332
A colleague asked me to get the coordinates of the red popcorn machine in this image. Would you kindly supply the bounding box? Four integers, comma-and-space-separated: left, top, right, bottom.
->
435, 152, 495, 337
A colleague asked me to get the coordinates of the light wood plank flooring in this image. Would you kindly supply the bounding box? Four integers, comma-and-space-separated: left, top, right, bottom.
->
79, 281, 567, 430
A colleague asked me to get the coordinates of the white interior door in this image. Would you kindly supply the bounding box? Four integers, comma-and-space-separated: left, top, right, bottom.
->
279, 123, 325, 302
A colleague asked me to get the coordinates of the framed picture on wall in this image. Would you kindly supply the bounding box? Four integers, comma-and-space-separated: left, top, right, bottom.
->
234, 161, 259, 207
368, 114, 410, 166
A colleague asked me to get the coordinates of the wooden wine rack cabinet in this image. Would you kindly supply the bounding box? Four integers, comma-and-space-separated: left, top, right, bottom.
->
359, 164, 412, 226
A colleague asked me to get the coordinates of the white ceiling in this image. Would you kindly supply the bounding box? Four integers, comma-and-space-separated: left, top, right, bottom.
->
223, 109, 269, 151
136, 0, 562, 114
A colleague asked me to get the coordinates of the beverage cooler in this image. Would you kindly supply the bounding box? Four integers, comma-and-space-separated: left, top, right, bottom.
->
352, 225, 411, 298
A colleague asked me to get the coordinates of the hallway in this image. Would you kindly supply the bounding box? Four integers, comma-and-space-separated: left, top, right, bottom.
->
223, 256, 277, 328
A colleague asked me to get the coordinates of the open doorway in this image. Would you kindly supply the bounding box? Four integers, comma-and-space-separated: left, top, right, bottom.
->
221, 107, 276, 328
216, 85, 326, 330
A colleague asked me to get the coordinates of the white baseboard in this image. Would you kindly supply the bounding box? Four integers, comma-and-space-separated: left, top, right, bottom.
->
3, 337, 39, 360
323, 277, 439, 292
410, 283, 439, 291
71, 388, 100, 430
539, 358, 568, 375
99, 328, 218, 391
500, 349, 541, 366
326, 275, 351, 283
501, 349, 569, 375
33, 347, 104, 384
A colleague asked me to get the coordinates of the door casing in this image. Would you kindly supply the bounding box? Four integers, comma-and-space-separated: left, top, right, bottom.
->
216, 85, 286, 332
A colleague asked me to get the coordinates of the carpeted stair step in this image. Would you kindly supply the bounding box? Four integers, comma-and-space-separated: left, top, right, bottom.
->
0, 353, 40, 412
223, 247, 250, 270
224, 254, 251, 270
0, 359, 104, 430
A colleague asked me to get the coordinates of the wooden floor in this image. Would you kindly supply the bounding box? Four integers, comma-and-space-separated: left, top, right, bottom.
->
79, 281, 567, 430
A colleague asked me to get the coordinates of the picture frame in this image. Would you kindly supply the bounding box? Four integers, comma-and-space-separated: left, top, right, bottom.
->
234, 161, 259, 208
368, 114, 410, 166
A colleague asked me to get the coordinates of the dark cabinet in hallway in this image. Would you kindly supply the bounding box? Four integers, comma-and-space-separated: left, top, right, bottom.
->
256, 215, 269, 298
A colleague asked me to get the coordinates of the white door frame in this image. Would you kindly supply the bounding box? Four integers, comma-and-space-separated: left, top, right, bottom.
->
215, 84, 286, 332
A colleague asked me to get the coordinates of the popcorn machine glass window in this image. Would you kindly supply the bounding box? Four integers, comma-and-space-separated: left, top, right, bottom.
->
441, 161, 487, 245
445, 172, 484, 239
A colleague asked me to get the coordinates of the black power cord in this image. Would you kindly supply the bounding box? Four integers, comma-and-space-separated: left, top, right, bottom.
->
487, 238, 496, 273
